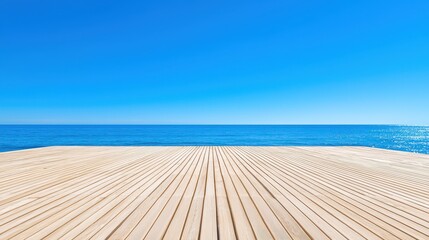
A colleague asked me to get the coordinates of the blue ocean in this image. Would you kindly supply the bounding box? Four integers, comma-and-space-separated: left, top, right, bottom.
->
0, 125, 428, 154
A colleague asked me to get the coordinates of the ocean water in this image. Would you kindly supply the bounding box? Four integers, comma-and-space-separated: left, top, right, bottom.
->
0, 125, 428, 154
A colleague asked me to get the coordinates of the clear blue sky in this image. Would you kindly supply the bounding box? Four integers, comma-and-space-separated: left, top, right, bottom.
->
1, 0, 428, 124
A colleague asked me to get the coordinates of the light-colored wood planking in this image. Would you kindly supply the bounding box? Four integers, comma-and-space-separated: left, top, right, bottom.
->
0, 146, 429, 239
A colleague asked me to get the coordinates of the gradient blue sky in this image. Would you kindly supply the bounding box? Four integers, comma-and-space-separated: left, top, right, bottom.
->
1, 0, 428, 124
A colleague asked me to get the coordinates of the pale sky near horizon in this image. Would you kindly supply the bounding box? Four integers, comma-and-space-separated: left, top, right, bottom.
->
1, 1, 428, 124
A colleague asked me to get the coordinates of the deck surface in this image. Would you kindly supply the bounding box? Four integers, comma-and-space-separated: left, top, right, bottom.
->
0, 146, 429, 239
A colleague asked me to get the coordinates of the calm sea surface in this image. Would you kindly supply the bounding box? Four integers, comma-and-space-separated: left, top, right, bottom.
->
0, 125, 428, 154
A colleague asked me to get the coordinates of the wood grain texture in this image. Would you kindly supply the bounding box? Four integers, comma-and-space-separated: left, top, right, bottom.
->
0, 146, 428, 239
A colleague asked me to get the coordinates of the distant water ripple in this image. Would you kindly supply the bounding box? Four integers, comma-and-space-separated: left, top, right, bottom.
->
0, 125, 428, 154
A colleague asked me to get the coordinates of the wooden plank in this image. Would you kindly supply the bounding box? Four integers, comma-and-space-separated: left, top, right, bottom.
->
212, 147, 236, 240
199, 146, 218, 240
39, 147, 192, 239
0, 146, 428, 239
143, 147, 207, 239
178, 147, 209, 239
105, 147, 202, 239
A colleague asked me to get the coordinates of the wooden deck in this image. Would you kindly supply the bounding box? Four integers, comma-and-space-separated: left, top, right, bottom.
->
1, 146, 429, 239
